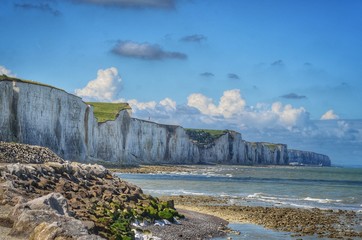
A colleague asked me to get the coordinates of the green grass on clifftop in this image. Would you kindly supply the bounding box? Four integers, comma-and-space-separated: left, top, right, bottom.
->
0, 74, 61, 90
87, 102, 131, 123
185, 128, 228, 145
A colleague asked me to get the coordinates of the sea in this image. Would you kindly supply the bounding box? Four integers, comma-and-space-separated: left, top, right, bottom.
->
116, 165, 362, 239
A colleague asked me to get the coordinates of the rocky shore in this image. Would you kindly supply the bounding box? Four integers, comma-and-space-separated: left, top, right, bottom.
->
0, 142, 228, 240
160, 195, 362, 239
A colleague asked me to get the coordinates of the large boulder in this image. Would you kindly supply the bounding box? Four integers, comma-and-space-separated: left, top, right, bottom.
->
8, 193, 104, 240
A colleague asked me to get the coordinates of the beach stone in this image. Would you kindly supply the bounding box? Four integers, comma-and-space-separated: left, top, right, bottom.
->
10, 193, 70, 221
9, 193, 104, 239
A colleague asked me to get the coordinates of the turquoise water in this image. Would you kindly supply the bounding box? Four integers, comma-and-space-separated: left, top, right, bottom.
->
117, 166, 362, 211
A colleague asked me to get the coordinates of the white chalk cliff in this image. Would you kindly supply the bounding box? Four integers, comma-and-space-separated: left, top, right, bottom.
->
0, 79, 330, 166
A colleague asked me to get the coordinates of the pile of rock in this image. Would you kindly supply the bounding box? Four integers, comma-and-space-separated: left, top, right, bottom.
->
0, 141, 63, 164
0, 143, 182, 239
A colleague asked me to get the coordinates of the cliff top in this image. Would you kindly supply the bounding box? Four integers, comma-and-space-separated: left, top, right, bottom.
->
185, 128, 229, 146
249, 142, 286, 150
0, 74, 63, 91
86, 102, 131, 123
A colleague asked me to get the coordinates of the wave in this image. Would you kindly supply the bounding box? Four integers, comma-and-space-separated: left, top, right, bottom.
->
303, 197, 343, 204
244, 192, 355, 210
142, 188, 206, 196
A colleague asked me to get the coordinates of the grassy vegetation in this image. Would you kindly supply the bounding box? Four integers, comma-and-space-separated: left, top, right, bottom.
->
185, 128, 228, 145
87, 102, 131, 123
0, 74, 61, 90
249, 142, 280, 151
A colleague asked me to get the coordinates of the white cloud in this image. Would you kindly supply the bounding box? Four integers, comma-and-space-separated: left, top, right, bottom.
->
127, 99, 157, 111
127, 89, 310, 132
75, 67, 122, 102
320, 109, 339, 120
160, 97, 176, 111
271, 102, 309, 129
187, 89, 246, 118
0, 65, 16, 77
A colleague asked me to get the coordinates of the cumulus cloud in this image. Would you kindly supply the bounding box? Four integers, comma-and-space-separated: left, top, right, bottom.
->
75, 67, 122, 101
0, 65, 16, 77
188, 89, 246, 118
270, 102, 309, 130
112, 41, 187, 60
280, 93, 306, 99
71, 0, 176, 9
128, 89, 310, 131
200, 72, 214, 77
227, 73, 239, 80
180, 34, 207, 43
159, 97, 176, 111
321, 110, 339, 120
14, 3, 61, 16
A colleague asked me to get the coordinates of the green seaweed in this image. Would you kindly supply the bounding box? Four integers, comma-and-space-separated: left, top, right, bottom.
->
89, 197, 183, 239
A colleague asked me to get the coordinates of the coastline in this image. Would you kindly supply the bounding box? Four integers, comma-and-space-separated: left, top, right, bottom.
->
1, 141, 361, 240
115, 165, 362, 239
162, 195, 362, 239
109, 163, 330, 175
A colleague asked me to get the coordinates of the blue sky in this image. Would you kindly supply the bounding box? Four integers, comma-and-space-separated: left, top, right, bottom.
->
1, 0, 362, 165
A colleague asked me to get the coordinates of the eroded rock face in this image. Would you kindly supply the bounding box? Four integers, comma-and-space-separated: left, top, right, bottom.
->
0, 80, 297, 165
288, 149, 331, 166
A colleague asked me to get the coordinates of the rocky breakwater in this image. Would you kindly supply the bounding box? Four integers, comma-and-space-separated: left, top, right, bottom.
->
288, 149, 331, 166
0, 142, 187, 239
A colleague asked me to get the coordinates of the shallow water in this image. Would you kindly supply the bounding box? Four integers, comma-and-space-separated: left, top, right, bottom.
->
117, 166, 362, 211
213, 223, 317, 240
117, 166, 362, 239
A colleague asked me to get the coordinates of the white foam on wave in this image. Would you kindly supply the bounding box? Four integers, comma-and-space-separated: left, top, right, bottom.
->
143, 188, 206, 196
244, 192, 348, 210
303, 197, 343, 204
247, 193, 294, 201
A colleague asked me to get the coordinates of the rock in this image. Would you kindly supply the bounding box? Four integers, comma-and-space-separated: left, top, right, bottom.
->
288, 149, 331, 166
0, 142, 64, 164
0, 147, 182, 239
8, 193, 105, 239
29, 219, 104, 240
11, 193, 70, 220
0, 80, 320, 166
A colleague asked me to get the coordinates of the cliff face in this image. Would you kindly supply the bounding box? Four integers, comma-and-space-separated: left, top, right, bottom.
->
288, 149, 331, 166
0, 79, 324, 165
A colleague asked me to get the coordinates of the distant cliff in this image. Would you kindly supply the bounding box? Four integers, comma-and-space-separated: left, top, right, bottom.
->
0, 77, 328, 166
288, 149, 331, 166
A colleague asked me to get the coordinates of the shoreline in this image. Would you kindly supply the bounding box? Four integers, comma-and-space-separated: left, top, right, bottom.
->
113, 165, 362, 239
109, 164, 333, 175
160, 195, 362, 239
